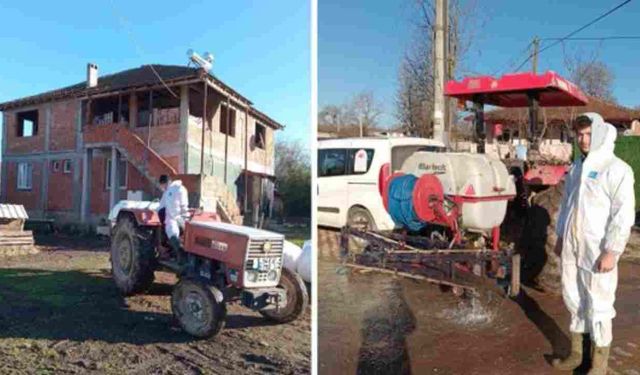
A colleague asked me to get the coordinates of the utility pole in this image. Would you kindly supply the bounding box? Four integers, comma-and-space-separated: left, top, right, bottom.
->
532, 36, 540, 74
432, 0, 446, 143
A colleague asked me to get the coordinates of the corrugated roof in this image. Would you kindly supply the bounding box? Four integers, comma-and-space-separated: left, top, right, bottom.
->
0, 64, 283, 129
0, 204, 29, 220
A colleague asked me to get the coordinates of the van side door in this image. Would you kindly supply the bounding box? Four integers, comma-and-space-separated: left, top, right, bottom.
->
317, 148, 349, 227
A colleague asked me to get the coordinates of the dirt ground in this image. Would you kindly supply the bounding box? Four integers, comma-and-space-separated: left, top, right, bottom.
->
318, 228, 640, 375
0, 235, 310, 375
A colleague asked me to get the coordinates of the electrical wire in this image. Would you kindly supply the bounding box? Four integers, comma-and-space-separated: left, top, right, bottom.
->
541, 36, 640, 41
107, 0, 178, 98
512, 0, 632, 72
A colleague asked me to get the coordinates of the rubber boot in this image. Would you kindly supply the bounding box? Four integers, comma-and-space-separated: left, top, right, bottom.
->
168, 236, 186, 269
552, 332, 584, 371
587, 344, 610, 375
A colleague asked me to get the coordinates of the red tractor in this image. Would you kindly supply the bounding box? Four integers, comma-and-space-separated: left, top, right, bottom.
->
445, 71, 589, 293
108, 202, 308, 338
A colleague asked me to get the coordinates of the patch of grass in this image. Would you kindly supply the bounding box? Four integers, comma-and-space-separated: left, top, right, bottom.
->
0, 268, 109, 308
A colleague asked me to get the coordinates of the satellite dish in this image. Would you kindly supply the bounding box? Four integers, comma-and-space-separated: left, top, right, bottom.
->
204, 52, 214, 63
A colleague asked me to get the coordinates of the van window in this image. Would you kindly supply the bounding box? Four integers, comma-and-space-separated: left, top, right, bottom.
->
319, 149, 347, 177
347, 149, 374, 174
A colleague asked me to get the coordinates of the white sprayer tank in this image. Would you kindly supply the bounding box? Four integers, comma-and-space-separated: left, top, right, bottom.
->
401, 152, 516, 232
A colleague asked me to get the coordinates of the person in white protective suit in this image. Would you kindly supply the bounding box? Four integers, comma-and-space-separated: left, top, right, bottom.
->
552, 113, 635, 374
158, 175, 190, 264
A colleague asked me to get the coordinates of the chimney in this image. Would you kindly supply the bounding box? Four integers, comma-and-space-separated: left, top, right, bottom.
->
87, 63, 98, 88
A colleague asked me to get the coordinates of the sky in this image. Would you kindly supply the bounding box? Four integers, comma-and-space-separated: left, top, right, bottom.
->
319, 0, 640, 127
0, 0, 311, 151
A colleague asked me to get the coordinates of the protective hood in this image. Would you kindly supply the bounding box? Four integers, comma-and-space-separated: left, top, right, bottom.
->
579, 112, 617, 160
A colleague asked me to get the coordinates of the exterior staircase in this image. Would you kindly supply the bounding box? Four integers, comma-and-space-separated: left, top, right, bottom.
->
83, 124, 243, 224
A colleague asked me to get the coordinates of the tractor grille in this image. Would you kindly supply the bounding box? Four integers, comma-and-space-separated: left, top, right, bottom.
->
244, 238, 283, 287
247, 238, 284, 258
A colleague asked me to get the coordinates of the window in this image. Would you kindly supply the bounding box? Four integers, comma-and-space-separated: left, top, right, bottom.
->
347, 149, 375, 174
17, 162, 32, 190
318, 149, 347, 177
220, 105, 236, 137
51, 160, 60, 172
105, 159, 128, 190
63, 160, 72, 174
255, 123, 266, 149
16, 110, 38, 137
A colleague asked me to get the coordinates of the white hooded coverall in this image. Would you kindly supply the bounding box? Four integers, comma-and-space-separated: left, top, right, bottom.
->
556, 112, 635, 347
159, 180, 189, 239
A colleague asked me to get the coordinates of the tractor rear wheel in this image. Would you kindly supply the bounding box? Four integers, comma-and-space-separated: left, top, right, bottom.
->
519, 182, 564, 294
260, 268, 308, 323
110, 216, 156, 296
171, 278, 227, 338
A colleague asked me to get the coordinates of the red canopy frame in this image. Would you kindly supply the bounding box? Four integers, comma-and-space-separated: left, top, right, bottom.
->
445, 71, 588, 107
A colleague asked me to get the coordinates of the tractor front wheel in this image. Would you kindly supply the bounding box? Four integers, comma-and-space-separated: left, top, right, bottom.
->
260, 268, 308, 323
171, 278, 227, 338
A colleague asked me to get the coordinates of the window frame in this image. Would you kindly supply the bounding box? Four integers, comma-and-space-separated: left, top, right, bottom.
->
255, 123, 266, 149
63, 160, 72, 174
318, 148, 348, 177
220, 105, 237, 137
105, 158, 128, 190
16, 162, 33, 191
346, 148, 375, 175
16, 110, 39, 138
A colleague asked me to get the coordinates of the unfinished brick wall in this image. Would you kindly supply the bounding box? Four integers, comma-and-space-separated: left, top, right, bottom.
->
50, 100, 77, 151
47, 159, 74, 211
3, 110, 46, 155
4, 161, 42, 210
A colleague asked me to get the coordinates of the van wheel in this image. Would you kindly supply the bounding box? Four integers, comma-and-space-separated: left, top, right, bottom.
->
348, 206, 376, 231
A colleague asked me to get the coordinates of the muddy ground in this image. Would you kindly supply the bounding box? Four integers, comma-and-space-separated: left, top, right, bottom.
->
0, 235, 310, 374
318, 228, 640, 375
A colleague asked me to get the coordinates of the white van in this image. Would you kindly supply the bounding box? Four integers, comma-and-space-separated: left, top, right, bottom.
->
317, 136, 446, 230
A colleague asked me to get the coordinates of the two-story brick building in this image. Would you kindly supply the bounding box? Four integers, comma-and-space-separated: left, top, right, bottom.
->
0, 63, 283, 227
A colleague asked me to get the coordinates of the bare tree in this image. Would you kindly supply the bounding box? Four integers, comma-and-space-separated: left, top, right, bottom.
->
318, 91, 383, 137
318, 105, 345, 132
348, 91, 382, 136
396, 0, 482, 137
563, 43, 616, 102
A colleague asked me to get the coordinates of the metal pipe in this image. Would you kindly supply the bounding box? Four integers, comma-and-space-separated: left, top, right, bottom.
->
528, 92, 540, 151
473, 96, 485, 154
200, 81, 207, 177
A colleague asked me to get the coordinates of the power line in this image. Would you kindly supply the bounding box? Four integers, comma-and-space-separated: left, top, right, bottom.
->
512, 0, 632, 73
107, 0, 178, 98
541, 36, 640, 41
493, 40, 533, 76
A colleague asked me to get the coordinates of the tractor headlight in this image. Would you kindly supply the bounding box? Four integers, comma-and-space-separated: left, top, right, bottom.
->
267, 270, 278, 281
246, 271, 258, 283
